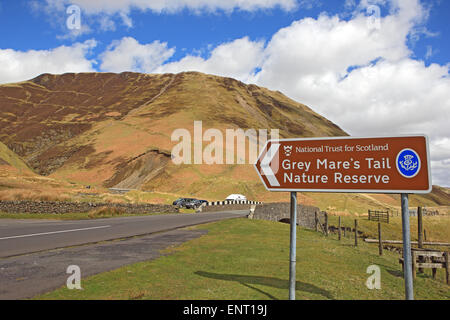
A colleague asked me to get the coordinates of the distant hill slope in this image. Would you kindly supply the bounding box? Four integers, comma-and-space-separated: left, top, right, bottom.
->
0, 141, 33, 174
0, 71, 447, 209
419, 185, 450, 206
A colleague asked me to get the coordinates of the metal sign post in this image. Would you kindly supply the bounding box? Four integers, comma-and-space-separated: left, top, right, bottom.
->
289, 192, 297, 300
401, 193, 414, 300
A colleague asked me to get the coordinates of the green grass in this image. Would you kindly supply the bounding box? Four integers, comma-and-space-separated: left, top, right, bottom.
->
36, 218, 449, 300
327, 215, 450, 244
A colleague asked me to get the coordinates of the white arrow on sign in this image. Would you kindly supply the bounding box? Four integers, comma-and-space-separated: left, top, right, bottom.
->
260, 143, 280, 187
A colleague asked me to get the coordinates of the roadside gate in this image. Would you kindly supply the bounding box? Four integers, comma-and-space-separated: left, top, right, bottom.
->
368, 210, 389, 223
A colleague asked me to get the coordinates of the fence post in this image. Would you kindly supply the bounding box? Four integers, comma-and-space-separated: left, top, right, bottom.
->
315, 212, 318, 232
432, 267, 437, 280
378, 223, 383, 256
354, 219, 358, 247
418, 207, 423, 249
417, 206, 424, 273
445, 252, 449, 285
338, 216, 341, 241
325, 212, 329, 236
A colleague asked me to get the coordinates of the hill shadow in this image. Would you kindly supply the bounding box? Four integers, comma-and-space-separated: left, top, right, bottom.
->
385, 268, 404, 278
195, 271, 333, 300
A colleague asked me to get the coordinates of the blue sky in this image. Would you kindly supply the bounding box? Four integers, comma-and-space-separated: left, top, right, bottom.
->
0, 1, 448, 64
0, 0, 449, 186
0, 0, 448, 65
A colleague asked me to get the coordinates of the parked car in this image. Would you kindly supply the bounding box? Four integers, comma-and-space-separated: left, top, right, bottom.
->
187, 199, 210, 209
184, 199, 199, 209
172, 198, 195, 208
225, 194, 247, 201
173, 198, 207, 209
172, 198, 184, 207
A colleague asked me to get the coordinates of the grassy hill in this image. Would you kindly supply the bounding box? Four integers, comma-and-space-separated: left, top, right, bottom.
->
0, 71, 448, 210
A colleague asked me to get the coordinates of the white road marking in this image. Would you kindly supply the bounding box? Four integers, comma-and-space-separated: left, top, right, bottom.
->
0, 225, 111, 241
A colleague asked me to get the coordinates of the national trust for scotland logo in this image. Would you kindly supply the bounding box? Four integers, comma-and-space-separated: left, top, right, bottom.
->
396, 148, 421, 178
283, 145, 293, 157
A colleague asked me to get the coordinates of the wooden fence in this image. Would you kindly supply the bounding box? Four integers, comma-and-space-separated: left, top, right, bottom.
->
315, 214, 360, 247
399, 249, 449, 285
314, 211, 328, 236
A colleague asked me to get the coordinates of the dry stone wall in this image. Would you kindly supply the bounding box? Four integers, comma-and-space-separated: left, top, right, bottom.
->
0, 200, 176, 215
251, 202, 325, 230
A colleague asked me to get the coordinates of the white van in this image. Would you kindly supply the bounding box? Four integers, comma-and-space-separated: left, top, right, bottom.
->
225, 194, 247, 201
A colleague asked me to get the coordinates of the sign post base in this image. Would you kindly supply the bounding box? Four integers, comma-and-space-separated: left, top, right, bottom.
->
289, 191, 297, 300
401, 193, 414, 300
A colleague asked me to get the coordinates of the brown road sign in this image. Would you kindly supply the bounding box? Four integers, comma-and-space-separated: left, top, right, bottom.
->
254, 135, 431, 193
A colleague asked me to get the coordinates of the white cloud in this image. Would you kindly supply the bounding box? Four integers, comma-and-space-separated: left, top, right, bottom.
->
0, 40, 97, 84
98, 36, 265, 81
156, 37, 266, 82
430, 138, 450, 187
424, 45, 433, 59
344, 0, 357, 9
99, 37, 175, 73
298, 0, 322, 9
96, 13, 133, 33
62, 0, 299, 14
99, 15, 116, 32
36, 0, 300, 34
256, 15, 410, 82
119, 12, 133, 28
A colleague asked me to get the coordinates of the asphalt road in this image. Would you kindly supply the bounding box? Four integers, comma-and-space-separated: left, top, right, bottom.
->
0, 210, 248, 299
0, 211, 248, 258
0, 228, 209, 299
